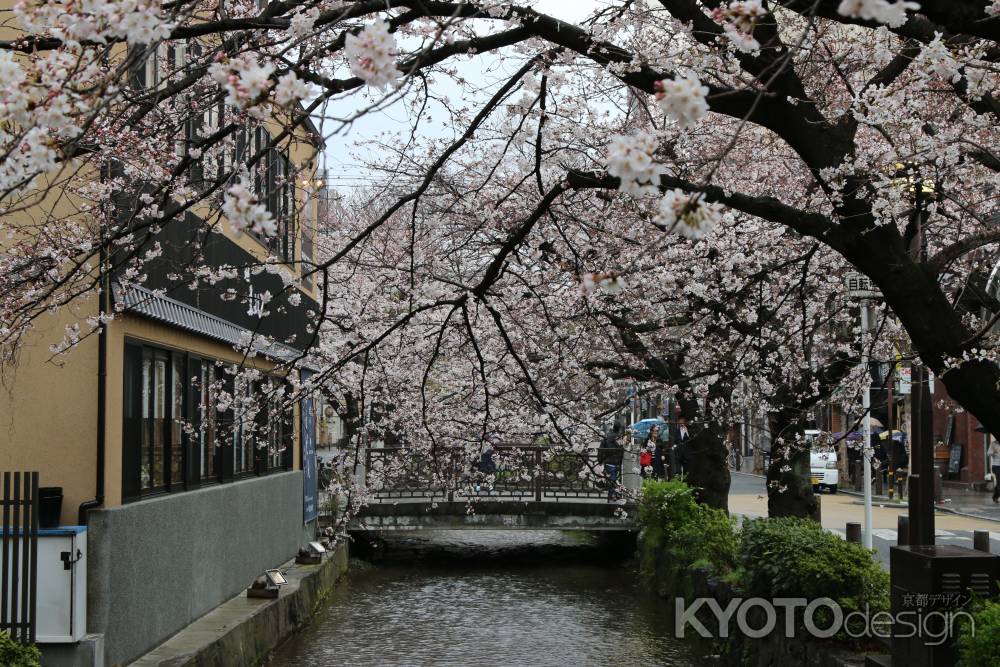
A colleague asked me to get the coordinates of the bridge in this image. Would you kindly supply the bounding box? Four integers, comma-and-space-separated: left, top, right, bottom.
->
348, 445, 639, 532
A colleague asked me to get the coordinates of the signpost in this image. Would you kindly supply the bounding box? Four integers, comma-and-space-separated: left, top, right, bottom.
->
948, 443, 962, 477
846, 272, 880, 550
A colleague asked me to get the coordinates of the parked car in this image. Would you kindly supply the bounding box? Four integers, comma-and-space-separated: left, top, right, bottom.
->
805, 429, 839, 494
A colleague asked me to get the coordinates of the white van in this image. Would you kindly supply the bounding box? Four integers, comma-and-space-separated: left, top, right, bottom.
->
805, 429, 839, 494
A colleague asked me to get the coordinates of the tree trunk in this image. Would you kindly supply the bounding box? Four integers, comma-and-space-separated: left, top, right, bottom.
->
766, 413, 820, 520
685, 424, 731, 510
678, 397, 730, 511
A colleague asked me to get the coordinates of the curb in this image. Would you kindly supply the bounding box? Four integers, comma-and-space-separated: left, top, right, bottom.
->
838, 488, 1000, 525
731, 470, 766, 479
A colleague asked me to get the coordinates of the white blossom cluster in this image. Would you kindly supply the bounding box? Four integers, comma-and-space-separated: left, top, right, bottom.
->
344, 20, 401, 89
836, 0, 920, 28
988, 2, 1000, 17
273, 71, 312, 107
288, 7, 320, 40
919, 34, 961, 83
0, 49, 94, 193
209, 55, 275, 113
14, 0, 173, 46
654, 74, 710, 129
605, 133, 664, 196
713, 1, 768, 53
655, 189, 722, 240
222, 177, 277, 237
579, 272, 627, 295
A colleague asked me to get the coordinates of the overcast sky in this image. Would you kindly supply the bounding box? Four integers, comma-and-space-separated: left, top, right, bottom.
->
318, 0, 608, 195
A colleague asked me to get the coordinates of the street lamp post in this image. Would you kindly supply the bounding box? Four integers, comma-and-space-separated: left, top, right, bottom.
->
897, 163, 937, 546
846, 273, 880, 549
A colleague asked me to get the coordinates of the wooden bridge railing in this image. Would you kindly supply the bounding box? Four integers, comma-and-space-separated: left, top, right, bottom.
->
363, 445, 629, 502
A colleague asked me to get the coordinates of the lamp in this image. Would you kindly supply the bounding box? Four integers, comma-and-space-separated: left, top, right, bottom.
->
295, 541, 327, 565
247, 568, 287, 599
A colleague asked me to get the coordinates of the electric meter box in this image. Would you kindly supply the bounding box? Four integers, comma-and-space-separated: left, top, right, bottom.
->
36, 526, 87, 643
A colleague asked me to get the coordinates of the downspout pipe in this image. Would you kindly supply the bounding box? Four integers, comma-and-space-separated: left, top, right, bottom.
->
79, 218, 108, 526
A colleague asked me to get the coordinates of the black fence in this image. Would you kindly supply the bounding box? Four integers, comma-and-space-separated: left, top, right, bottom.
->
364, 445, 623, 502
1, 472, 39, 644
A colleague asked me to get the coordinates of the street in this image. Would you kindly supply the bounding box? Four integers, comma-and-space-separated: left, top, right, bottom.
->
728, 472, 1000, 565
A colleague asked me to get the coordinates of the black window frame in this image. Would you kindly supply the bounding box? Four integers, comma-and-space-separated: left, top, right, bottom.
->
121, 338, 296, 503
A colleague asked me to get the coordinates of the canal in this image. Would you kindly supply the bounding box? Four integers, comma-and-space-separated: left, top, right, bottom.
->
267, 530, 699, 666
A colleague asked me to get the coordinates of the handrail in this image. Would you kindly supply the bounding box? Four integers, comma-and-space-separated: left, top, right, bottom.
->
361, 445, 627, 502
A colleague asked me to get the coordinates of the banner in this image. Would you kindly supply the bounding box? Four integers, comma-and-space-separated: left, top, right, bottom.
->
301, 369, 318, 524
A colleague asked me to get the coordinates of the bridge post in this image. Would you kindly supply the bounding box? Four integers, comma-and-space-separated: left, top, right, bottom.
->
623, 444, 640, 497
356, 444, 369, 496
534, 448, 543, 502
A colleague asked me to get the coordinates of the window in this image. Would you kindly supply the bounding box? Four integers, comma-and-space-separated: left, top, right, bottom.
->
301, 224, 313, 289
233, 375, 256, 476
132, 43, 163, 90
122, 340, 296, 501
197, 362, 217, 481
228, 125, 297, 261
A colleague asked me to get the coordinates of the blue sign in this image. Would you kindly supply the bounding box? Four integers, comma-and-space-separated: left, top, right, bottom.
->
301, 370, 318, 524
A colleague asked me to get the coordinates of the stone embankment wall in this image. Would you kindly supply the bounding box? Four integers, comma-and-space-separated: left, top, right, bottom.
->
642, 539, 880, 667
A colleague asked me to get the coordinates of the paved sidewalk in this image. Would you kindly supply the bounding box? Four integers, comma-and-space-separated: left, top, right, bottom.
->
729, 473, 1000, 567
838, 483, 1000, 523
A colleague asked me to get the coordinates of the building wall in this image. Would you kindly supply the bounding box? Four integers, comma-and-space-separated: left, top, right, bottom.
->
0, 305, 302, 524
931, 377, 988, 482
86, 470, 305, 666
0, 299, 99, 526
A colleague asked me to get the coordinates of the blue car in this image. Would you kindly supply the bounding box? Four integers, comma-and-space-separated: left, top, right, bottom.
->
629, 418, 668, 443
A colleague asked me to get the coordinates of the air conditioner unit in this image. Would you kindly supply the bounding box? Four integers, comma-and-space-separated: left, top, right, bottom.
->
36, 526, 87, 643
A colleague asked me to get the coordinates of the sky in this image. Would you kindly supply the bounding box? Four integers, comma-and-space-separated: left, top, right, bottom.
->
316, 0, 608, 196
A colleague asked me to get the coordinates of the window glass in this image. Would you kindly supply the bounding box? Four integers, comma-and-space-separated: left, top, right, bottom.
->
200, 363, 216, 479
171, 353, 185, 486
141, 351, 152, 489
233, 375, 255, 475
152, 351, 168, 488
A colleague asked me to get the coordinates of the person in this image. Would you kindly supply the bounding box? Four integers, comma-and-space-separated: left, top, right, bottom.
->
870, 432, 887, 488
648, 424, 666, 479
598, 429, 624, 500
475, 442, 496, 493
638, 445, 653, 478
674, 416, 691, 477
990, 439, 1000, 504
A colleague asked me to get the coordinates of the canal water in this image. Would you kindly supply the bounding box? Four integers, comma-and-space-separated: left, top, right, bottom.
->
267, 530, 699, 666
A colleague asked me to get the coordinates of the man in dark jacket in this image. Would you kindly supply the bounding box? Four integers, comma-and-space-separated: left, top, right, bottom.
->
599, 429, 624, 500
674, 416, 692, 477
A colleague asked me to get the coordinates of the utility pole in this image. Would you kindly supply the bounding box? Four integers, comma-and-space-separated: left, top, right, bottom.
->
846, 273, 880, 549
887, 361, 896, 499
861, 301, 873, 549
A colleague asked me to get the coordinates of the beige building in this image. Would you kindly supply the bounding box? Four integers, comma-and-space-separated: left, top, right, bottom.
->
0, 27, 327, 665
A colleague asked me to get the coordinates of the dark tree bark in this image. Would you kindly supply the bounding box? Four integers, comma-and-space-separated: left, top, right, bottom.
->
766, 412, 820, 520
682, 409, 731, 511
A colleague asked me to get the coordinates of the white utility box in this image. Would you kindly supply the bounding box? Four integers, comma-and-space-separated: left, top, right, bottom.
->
36, 526, 87, 643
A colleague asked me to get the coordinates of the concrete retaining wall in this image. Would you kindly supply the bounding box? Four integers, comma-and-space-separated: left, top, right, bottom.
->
130, 542, 349, 667
87, 472, 305, 666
